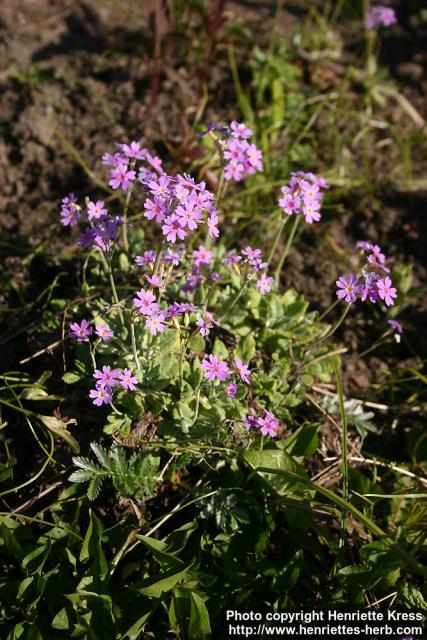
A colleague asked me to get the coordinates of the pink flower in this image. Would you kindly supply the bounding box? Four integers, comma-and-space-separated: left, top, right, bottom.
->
146, 313, 167, 336
193, 245, 213, 267
226, 382, 237, 397
230, 120, 253, 139
377, 277, 397, 306
201, 355, 230, 381
148, 175, 170, 197
118, 368, 138, 391
69, 319, 92, 341
162, 216, 187, 243
93, 366, 121, 387
109, 163, 136, 191
256, 274, 273, 295
336, 274, 360, 303
95, 323, 114, 341
196, 312, 218, 337
144, 196, 167, 223
133, 288, 158, 316
175, 202, 203, 230
135, 250, 156, 266
235, 358, 251, 384
257, 410, 280, 437
145, 274, 162, 288
388, 319, 402, 334
87, 200, 108, 221
120, 141, 145, 160
89, 386, 113, 406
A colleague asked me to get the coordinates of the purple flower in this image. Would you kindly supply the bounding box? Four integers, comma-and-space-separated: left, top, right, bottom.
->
175, 202, 203, 230
145, 274, 163, 288
87, 200, 108, 221
201, 355, 230, 382
365, 5, 397, 29
60, 195, 80, 226
162, 249, 182, 266
256, 274, 273, 295
95, 323, 114, 341
230, 120, 253, 139
135, 250, 157, 266
118, 368, 138, 391
302, 198, 321, 224
69, 319, 93, 341
226, 382, 237, 397
257, 410, 280, 437
148, 175, 171, 197
102, 152, 125, 167
369, 244, 386, 264
109, 163, 136, 191
235, 358, 251, 384
162, 216, 187, 243
120, 141, 145, 160
133, 288, 159, 316
243, 415, 258, 430
146, 312, 167, 336
388, 319, 402, 333
93, 366, 121, 387
193, 245, 213, 267
246, 143, 263, 171
207, 213, 220, 238
377, 277, 397, 306
144, 196, 168, 223
224, 159, 245, 182
196, 312, 218, 336
336, 274, 360, 303
89, 386, 113, 406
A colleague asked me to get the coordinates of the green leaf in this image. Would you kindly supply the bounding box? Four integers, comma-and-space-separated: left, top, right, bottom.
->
188, 591, 211, 639
135, 561, 193, 598
188, 334, 206, 352
79, 510, 107, 579
62, 372, 82, 384
87, 476, 103, 501
52, 606, 72, 630
212, 339, 228, 360
235, 334, 256, 362
243, 448, 307, 497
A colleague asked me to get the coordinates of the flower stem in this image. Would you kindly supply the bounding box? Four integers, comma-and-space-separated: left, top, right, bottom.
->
122, 188, 132, 254
274, 214, 300, 286
318, 303, 351, 343
266, 214, 289, 268
333, 358, 349, 551
130, 319, 141, 375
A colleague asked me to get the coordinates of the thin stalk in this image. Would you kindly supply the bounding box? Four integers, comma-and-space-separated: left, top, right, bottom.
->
153, 240, 164, 277
274, 215, 300, 286
121, 188, 132, 253
99, 251, 125, 325
266, 215, 289, 268
218, 274, 253, 322
318, 303, 351, 343
334, 359, 349, 550
130, 320, 141, 374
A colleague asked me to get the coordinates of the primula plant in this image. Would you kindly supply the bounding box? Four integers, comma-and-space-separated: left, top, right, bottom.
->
45, 119, 425, 632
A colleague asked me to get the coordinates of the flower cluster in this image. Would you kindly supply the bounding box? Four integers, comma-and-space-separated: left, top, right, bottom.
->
243, 410, 281, 437
60, 193, 123, 253
203, 121, 263, 182
60, 194, 80, 227
278, 172, 329, 224
365, 4, 397, 30
222, 245, 273, 295
69, 319, 114, 342
201, 355, 251, 396
89, 366, 138, 406
336, 242, 397, 306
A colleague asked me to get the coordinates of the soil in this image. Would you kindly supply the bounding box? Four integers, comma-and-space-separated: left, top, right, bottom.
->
1, 0, 426, 394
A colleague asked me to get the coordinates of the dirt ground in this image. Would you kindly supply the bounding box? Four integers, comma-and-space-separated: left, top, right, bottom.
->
1, 0, 426, 392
